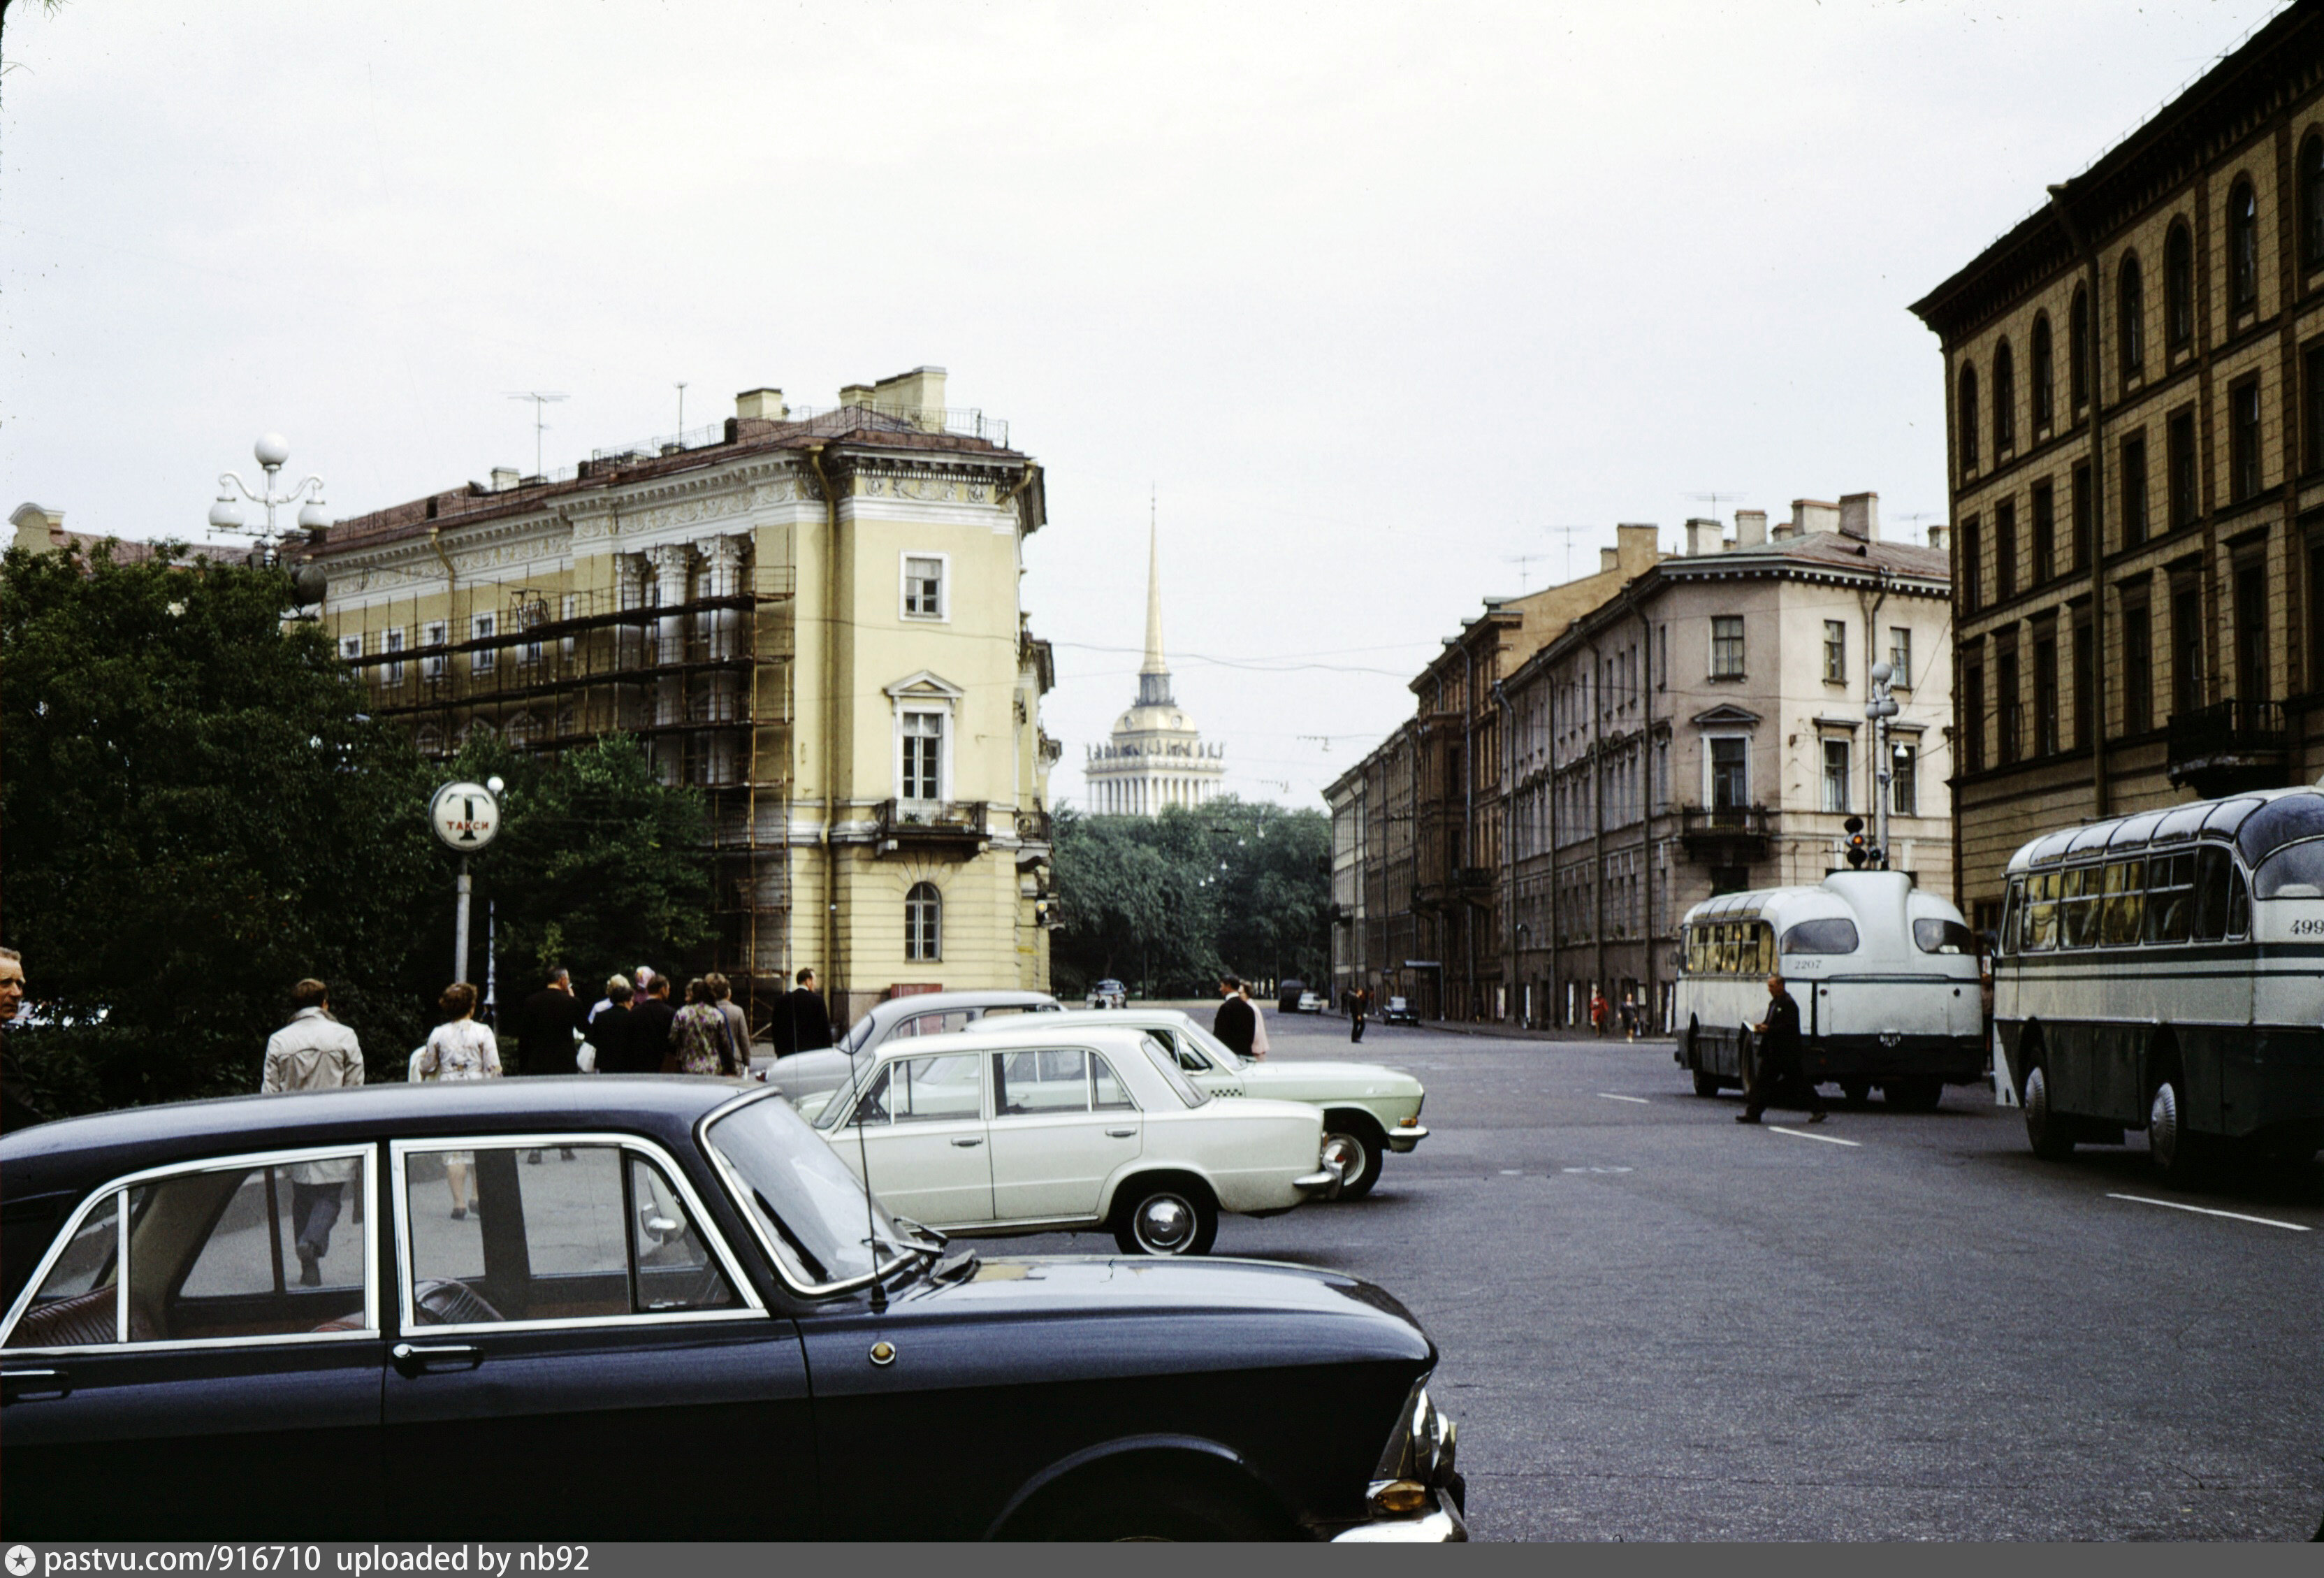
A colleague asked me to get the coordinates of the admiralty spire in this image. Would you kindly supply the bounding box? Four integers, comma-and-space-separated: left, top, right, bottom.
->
1085, 508, 1224, 816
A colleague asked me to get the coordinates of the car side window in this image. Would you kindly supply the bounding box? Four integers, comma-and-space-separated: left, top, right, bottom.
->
994, 1048, 1093, 1115
5, 1191, 121, 1349
401, 1143, 734, 1328
1091, 1055, 1137, 1112
854, 1052, 983, 1126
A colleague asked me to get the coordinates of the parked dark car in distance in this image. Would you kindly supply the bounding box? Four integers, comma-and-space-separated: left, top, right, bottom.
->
0, 1078, 1464, 1541
1381, 996, 1420, 1025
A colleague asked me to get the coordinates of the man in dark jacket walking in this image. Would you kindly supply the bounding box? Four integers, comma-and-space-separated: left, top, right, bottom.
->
1739, 973, 1826, 1124
1349, 986, 1370, 1044
1213, 976, 1256, 1059
773, 968, 833, 1057
515, 969, 588, 1076
623, 973, 679, 1073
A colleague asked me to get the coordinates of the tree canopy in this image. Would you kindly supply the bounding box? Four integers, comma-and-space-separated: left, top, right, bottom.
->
1049, 796, 1332, 999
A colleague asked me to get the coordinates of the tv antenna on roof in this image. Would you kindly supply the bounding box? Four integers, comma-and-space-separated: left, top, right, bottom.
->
506, 391, 567, 477
1893, 511, 1940, 545
1504, 553, 1550, 591
1540, 524, 1594, 585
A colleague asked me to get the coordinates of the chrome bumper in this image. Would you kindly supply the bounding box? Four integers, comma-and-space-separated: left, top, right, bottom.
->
1331, 1488, 1469, 1543
1385, 1123, 1430, 1154
1293, 1168, 1342, 1195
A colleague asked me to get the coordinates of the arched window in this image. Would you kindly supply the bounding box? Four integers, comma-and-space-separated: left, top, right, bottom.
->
1992, 338, 2016, 454
2030, 312, 2054, 430
2227, 177, 2259, 311
2118, 250, 2145, 379
2302, 133, 2324, 269
1958, 363, 1980, 472
906, 882, 942, 962
2165, 221, 2194, 348
2069, 287, 2091, 410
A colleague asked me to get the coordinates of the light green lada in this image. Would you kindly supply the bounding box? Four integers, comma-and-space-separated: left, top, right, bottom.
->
973, 1006, 1428, 1198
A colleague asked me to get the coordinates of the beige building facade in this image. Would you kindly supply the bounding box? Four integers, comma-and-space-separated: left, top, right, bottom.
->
306, 368, 1059, 1031
1911, 7, 2324, 936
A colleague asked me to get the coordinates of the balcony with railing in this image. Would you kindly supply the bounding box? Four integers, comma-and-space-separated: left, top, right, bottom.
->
873, 799, 992, 857
2167, 698, 2290, 797
1678, 804, 1773, 864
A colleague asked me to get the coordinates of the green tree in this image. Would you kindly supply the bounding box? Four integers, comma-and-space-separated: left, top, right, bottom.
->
1, 544, 439, 1112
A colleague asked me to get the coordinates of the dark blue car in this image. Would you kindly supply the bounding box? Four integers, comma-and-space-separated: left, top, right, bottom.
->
1, 1076, 1464, 1540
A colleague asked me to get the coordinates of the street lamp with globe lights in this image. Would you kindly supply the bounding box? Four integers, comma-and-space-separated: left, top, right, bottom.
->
209, 432, 331, 556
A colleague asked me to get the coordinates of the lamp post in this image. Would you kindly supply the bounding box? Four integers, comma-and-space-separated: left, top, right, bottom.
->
209, 433, 330, 561
1867, 662, 1901, 867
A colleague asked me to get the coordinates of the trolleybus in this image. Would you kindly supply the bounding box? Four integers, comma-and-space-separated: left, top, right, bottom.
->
1674, 870, 1983, 1108
1992, 784, 2324, 1179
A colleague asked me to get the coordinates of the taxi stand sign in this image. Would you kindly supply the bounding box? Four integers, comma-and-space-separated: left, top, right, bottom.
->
431, 781, 500, 983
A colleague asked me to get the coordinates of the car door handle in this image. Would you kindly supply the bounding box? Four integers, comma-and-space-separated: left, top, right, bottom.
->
2, 1367, 71, 1403
391, 1342, 483, 1377
950, 1136, 984, 1148
1105, 1127, 1136, 1138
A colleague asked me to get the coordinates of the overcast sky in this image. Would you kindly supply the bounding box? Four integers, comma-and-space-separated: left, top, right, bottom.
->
1, 0, 2288, 809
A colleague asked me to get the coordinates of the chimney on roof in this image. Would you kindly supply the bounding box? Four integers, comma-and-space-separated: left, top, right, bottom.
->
1839, 491, 1880, 542
1600, 546, 1619, 574
11, 502, 64, 553
491, 468, 521, 491
1615, 523, 1660, 574
1685, 517, 1720, 556
1735, 509, 1768, 549
1792, 499, 1841, 537
1927, 522, 1949, 553
735, 388, 787, 422
872, 366, 947, 430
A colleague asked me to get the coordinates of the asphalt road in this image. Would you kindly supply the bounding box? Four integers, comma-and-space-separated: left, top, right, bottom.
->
975, 1008, 2324, 1541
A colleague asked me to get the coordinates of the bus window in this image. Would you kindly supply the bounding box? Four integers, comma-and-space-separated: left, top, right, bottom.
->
2228, 863, 2250, 936
2192, 847, 2231, 941
2100, 859, 2145, 946
2144, 851, 2195, 943
2000, 877, 2024, 955
1781, 918, 1860, 955
1717, 925, 1738, 975
1755, 922, 1775, 973
1912, 918, 1974, 954
2024, 871, 2059, 952
2253, 837, 2324, 901
2058, 866, 2099, 949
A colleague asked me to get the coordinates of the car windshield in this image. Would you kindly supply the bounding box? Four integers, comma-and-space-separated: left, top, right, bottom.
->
1140, 1035, 1213, 1106
704, 1092, 902, 1289
1178, 1020, 1243, 1071
834, 1014, 876, 1055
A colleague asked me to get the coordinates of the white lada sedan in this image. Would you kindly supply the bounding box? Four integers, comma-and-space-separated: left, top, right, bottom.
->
971, 1008, 1429, 1199
794, 1025, 1339, 1256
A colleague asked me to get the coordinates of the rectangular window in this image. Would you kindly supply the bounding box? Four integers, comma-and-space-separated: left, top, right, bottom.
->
2306, 344, 2324, 475
1822, 621, 1846, 684
2033, 634, 2059, 756
2122, 600, 2153, 734
1997, 644, 2021, 765
1709, 737, 1748, 810
1889, 627, 1912, 685
420, 621, 447, 681
400, 1144, 733, 1322
1890, 743, 1917, 818
2030, 482, 2055, 588
2072, 615, 2095, 750
1994, 500, 2018, 602
2230, 378, 2263, 502
1710, 616, 1745, 678
469, 612, 496, 676
2121, 432, 2149, 549
337, 633, 363, 663
384, 628, 407, 686
1656, 624, 1667, 690
1820, 738, 1851, 813
1963, 660, 1986, 772
1960, 517, 1982, 613
901, 711, 944, 802
2235, 560, 2269, 704
2167, 409, 2198, 530
902, 555, 945, 618
2172, 583, 2205, 721
2070, 463, 2093, 570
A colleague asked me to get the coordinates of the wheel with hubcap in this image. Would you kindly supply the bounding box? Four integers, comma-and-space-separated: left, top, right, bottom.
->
2147, 1069, 2205, 1185
2023, 1062, 2076, 1159
1319, 1115, 1389, 1199
1112, 1180, 1219, 1256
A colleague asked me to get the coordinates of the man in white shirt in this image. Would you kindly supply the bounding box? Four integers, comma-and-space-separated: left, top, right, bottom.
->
260, 978, 365, 1285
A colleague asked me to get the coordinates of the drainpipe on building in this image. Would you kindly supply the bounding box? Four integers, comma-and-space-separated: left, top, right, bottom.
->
806, 445, 843, 1020
1493, 679, 1516, 1025
1858, 573, 1889, 861
1634, 587, 1657, 1032
2049, 182, 2111, 828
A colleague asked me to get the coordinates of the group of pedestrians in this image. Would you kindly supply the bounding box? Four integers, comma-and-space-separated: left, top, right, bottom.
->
1585, 986, 1645, 1041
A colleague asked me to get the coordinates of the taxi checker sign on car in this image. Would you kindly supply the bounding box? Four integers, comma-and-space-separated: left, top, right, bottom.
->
429, 781, 500, 852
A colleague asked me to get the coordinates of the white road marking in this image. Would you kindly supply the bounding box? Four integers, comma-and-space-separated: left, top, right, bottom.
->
1562, 1166, 1634, 1174
2105, 1194, 2312, 1232
1596, 1093, 1650, 1105
1499, 1168, 1524, 1175
1767, 1126, 1861, 1148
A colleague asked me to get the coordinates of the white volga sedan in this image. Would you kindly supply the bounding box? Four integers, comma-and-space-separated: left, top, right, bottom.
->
793, 1025, 1339, 1255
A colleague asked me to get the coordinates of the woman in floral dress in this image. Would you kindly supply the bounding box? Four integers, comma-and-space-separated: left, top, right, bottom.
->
669, 978, 742, 1076
418, 981, 501, 1217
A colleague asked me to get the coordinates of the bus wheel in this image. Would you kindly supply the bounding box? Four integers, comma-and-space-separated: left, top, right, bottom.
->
1885, 1076, 1943, 1113
2147, 1070, 2206, 1185
2023, 1062, 2076, 1160
1692, 1068, 1722, 1098
1838, 1080, 1871, 1107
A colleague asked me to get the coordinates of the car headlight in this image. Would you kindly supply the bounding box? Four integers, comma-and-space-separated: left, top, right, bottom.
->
1367, 1376, 1458, 1517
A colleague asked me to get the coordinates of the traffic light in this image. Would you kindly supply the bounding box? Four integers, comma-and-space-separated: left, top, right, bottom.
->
1843, 816, 1869, 869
